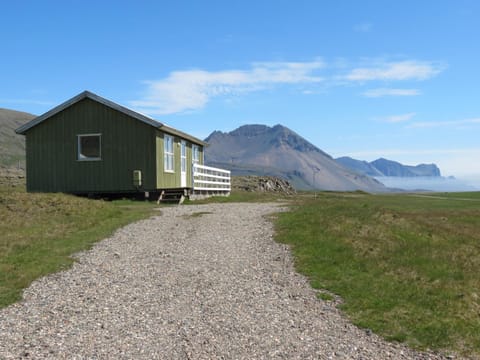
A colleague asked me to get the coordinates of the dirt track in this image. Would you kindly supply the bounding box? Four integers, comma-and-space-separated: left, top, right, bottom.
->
0, 203, 449, 359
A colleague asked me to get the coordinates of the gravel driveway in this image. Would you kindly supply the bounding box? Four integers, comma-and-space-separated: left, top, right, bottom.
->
0, 202, 450, 359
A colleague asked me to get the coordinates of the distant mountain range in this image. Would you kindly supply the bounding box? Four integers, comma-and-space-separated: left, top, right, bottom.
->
0, 108, 35, 168
336, 157, 441, 177
204, 124, 388, 192
1, 107, 442, 192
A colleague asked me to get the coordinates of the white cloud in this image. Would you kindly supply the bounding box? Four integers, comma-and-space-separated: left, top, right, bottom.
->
362, 88, 421, 97
130, 60, 325, 115
131, 57, 446, 115
381, 112, 416, 123
409, 118, 480, 128
344, 60, 445, 81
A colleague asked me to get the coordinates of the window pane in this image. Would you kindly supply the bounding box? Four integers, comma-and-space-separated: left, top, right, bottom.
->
164, 153, 172, 171
164, 135, 175, 171
192, 145, 199, 164
79, 135, 100, 159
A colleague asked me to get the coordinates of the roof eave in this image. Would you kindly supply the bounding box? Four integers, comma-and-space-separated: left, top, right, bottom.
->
160, 124, 208, 146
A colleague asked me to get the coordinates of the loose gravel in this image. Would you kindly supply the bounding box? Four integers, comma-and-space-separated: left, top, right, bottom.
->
0, 202, 452, 359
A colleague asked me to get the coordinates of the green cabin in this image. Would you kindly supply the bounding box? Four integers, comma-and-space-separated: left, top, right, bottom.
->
15, 91, 229, 198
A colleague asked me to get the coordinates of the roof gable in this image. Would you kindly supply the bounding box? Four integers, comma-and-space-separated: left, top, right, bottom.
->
15, 91, 162, 134
15, 90, 206, 146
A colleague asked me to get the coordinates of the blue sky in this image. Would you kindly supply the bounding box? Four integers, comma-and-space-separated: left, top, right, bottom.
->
2, 0, 480, 181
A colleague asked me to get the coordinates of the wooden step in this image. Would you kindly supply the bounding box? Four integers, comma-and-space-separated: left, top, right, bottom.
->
157, 190, 186, 205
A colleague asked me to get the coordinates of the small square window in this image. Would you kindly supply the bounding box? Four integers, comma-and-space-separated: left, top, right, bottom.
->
78, 134, 101, 161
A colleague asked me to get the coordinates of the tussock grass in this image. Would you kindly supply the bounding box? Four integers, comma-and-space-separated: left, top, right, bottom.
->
275, 192, 480, 357
0, 185, 156, 309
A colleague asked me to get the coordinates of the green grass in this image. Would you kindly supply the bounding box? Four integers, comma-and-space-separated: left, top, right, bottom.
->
316, 291, 335, 301
3, 184, 480, 357
0, 185, 156, 309
275, 191, 480, 357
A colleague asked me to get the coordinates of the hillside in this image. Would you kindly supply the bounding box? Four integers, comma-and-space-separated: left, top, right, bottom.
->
204, 124, 387, 192
0, 108, 35, 168
336, 156, 441, 177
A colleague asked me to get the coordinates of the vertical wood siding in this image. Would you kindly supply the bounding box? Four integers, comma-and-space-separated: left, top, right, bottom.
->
155, 133, 203, 189
155, 132, 181, 188
26, 98, 157, 193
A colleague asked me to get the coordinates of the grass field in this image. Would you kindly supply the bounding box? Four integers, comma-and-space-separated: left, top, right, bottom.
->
275, 191, 480, 357
0, 184, 156, 309
2, 181, 480, 357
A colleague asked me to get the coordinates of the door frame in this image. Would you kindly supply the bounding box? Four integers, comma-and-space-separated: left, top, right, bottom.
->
180, 140, 187, 187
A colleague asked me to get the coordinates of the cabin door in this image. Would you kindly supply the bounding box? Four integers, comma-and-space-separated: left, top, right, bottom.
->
180, 140, 187, 187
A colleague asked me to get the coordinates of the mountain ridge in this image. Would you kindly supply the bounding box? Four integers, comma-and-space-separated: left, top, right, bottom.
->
336, 156, 441, 177
204, 124, 387, 192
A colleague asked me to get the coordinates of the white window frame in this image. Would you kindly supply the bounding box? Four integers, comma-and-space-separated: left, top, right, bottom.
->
164, 134, 174, 172
77, 134, 102, 161
192, 144, 200, 165
181, 140, 187, 172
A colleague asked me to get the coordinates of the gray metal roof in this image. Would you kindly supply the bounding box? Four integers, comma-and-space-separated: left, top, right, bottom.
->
15, 90, 207, 146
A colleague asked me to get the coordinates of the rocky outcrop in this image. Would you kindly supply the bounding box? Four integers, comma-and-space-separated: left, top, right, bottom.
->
232, 176, 296, 195
0, 166, 25, 187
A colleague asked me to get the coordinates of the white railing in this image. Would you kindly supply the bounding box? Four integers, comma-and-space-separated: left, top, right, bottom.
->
193, 164, 231, 193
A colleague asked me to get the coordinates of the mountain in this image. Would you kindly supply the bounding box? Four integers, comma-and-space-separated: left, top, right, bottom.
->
0, 108, 35, 168
336, 156, 441, 177
204, 124, 388, 192
372, 158, 441, 177
334, 157, 384, 177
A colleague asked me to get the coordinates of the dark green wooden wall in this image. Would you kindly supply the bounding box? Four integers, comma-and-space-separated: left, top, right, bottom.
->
26, 98, 157, 193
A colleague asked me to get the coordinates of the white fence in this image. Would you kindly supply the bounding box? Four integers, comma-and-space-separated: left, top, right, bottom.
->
192, 164, 231, 194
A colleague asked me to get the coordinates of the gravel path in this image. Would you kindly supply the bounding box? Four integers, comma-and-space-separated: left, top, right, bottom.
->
0, 202, 451, 359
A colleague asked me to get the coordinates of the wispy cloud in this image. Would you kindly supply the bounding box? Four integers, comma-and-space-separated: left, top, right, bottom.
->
380, 112, 416, 123
409, 118, 480, 128
132, 57, 446, 115
353, 22, 373, 33
344, 60, 445, 81
130, 60, 325, 115
362, 88, 421, 97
